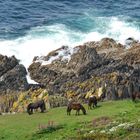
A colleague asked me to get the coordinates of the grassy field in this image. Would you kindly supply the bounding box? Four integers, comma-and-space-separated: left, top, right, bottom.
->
0, 100, 140, 140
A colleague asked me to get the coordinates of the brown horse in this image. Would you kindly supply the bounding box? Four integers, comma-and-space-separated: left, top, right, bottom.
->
132, 92, 140, 102
88, 96, 97, 109
67, 102, 86, 115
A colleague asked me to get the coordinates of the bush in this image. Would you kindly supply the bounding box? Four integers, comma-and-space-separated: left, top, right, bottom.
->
31, 121, 64, 139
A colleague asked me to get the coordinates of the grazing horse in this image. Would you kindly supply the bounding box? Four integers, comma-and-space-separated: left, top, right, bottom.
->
27, 100, 46, 115
88, 96, 97, 109
132, 92, 140, 102
67, 102, 86, 115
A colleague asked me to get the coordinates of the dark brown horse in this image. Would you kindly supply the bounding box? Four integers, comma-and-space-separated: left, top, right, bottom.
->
88, 96, 97, 109
67, 102, 86, 115
27, 100, 46, 115
132, 92, 140, 102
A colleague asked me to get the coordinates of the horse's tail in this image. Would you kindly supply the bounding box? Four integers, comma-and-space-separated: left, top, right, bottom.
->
27, 103, 32, 115
80, 105, 86, 115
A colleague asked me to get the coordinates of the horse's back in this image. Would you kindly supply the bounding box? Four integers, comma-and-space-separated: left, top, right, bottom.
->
68, 102, 82, 110
27, 100, 45, 109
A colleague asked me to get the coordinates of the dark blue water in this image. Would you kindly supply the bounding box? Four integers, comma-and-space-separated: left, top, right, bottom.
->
0, 0, 140, 69
0, 0, 140, 39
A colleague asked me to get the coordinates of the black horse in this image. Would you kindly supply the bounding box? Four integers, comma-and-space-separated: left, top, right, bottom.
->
27, 100, 46, 115
67, 102, 86, 115
88, 96, 97, 109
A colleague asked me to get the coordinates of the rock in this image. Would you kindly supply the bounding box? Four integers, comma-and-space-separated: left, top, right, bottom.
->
125, 37, 138, 46
84, 37, 124, 60
0, 54, 29, 94
0, 55, 19, 77
28, 38, 140, 99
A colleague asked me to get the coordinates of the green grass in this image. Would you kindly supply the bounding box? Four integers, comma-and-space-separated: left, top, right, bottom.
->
0, 100, 140, 140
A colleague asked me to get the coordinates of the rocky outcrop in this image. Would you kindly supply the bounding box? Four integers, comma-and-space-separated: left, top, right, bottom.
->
28, 38, 140, 99
0, 55, 29, 94
28, 45, 108, 93
0, 55, 19, 76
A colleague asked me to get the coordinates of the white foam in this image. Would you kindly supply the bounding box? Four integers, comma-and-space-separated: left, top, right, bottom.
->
26, 75, 38, 84
36, 46, 79, 65
0, 24, 82, 68
106, 17, 140, 44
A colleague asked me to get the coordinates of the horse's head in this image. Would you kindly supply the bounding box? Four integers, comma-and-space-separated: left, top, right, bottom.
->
81, 105, 86, 115
27, 103, 33, 115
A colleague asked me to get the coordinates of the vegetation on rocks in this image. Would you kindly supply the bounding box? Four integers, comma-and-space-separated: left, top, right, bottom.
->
0, 88, 68, 113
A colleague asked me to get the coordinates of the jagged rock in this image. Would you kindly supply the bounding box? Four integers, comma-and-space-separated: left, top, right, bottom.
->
125, 37, 139, 46
28, 38, 140, 100
84, 38, 125, 60
0, 54, 29, 94
0, 55, 19, 77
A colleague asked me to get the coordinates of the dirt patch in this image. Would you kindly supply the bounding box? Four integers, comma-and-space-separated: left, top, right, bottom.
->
92, 116, 112, 127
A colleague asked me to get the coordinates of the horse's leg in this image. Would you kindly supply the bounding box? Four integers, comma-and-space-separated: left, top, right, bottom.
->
94, 102, 97, 107
67, 107, 71, 115
75, 111, 77, 115
78, 109, 80, 115
90, 105, 92, 109
67, 110, 70, 115
31, 108, 33, 114
67, 111, 69, 115
132, 94, 136, 102
89, 102, 92, 110
93, 103, 95, 108
68, 109, 71, 115
69, 110, 71, 115
88, 105, 90, 110
40, 107, 44, 113
28, 108, 31, 115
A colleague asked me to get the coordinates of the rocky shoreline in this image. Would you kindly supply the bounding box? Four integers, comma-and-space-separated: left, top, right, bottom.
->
0, 37, 140, 112
28, 37, 140, 99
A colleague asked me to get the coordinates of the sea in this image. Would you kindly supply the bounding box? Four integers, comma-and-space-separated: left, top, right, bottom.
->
0, 0, 140, 68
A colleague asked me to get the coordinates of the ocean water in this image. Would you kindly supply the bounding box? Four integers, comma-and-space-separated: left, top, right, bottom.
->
0, 0, 140, 69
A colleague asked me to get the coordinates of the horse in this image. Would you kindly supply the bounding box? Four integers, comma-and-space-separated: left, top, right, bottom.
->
27, 100, 46, 115
67, 102, 86, 115
88, 96, 97, 109
132, 92, 140, 102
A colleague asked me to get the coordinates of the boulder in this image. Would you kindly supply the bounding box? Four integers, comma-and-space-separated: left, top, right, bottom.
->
0, 54, 29, 94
